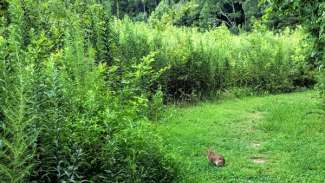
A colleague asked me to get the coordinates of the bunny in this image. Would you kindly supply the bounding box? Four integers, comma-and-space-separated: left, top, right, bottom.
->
207, 148, 225, 167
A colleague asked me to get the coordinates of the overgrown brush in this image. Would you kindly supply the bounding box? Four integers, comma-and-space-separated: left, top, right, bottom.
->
111, 19, 314, 101
0, 0, 178, 182
0, 2, 38, 180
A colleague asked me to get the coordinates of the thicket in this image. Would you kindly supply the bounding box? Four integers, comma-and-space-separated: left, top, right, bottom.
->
0, 0, 178, 182
111, 19, 314, 101
265, 0, 325, 105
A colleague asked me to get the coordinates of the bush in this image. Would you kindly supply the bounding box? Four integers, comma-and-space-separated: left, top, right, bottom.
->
101, 124, 178, 182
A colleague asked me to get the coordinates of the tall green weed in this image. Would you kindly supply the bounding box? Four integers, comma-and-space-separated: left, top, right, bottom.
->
0, 1, 178, 182
111, 19, 314, 101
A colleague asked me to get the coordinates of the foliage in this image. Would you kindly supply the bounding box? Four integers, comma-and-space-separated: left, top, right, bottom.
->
112, 19, 314, 101
0, 0, 178, 182
0, 0, 8, 16
264, 0, 325, 105
0, 0, 321, 182
0, 1, 38, 181
108, 0, 264, 31
110, 0, 161, 20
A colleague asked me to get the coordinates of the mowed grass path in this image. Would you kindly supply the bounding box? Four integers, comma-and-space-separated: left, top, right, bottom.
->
157, 91, 325, 182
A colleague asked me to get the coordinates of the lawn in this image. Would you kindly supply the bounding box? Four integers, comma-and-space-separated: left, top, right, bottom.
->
157, 91, 325, 182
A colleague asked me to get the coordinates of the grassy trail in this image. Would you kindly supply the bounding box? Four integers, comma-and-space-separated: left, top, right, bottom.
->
157, 91, 325, 182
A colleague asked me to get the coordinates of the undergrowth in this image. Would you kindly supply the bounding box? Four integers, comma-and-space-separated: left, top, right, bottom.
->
0, 1, 178, 182
111, 19, 315, 101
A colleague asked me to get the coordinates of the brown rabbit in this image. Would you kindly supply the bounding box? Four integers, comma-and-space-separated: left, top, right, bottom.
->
207, 149, 225, 167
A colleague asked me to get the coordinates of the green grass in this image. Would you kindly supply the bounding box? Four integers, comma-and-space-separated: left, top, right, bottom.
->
156, 91, 325, 182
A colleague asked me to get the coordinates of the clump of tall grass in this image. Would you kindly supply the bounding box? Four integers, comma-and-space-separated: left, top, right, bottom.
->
111, 18, 314, 101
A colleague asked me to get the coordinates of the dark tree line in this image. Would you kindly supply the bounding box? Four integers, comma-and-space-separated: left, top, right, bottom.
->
110, 0, 263, 30
3, 0, 319, 33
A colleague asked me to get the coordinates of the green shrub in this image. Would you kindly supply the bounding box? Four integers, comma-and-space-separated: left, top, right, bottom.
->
101, 123, 178, 182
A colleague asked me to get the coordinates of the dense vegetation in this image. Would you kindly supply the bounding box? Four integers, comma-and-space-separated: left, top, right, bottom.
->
0, 1, 177, 182
112, 19, 314, 100
110, 0, 324, 102
109, 0, 285, 30
0, 0, 323, 182
265, 0, 324, 104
